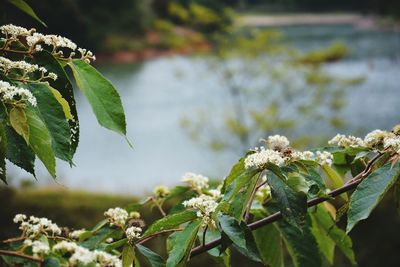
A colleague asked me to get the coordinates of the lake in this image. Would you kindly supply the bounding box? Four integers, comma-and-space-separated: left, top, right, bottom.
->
8, 24, 400, 195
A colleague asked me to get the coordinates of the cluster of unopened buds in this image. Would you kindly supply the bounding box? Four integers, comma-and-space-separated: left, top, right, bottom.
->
244, 135, 333, 169
0, 56, 57, 81
0, 24, 95, 63
0, 80, 36, 106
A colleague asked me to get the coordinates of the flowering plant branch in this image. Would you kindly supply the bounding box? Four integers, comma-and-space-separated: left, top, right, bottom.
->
1, 125, 399, 266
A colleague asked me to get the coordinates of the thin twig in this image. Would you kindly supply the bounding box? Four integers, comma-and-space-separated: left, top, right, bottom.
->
136, 228, 183, 245
150, 197, 166, 217
1, 237, 25, 243
0, 250, 43, 263
190, 154, 385, 258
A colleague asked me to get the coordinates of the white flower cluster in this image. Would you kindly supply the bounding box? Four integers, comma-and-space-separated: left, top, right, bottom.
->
183, 194, 218, 228
245, 135, 334, 169
1, 24, 95, 62
14, 214, 61, 237
0, 80, 37, 106
364, 130, 392, 148
384, 135, 400, 154
181, 172, 209, 192
244, 147, 285, 169
316, 151, 334, 166
69, 229, 86, 240
23, 239, 50, 257
0, 24, 32, 37
104, 207, 128, 226
208, 188, 223, 199
126, 226, 142, 242
0, 56, 57, 80
53, 241, 122, 266
328, 134, 365, 148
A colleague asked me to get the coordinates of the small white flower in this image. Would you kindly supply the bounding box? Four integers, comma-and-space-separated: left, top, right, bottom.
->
0, 24, 31, 37
182, 172, 209, 192
125, 226, 142, 242
364, 130, 394, 148
316, 151, 333, 166
69, 246, 96, 265
384, 136, 400, 154
154, 185, 170, 198
244, 147, 285, 169
265, 135, 290, 151
24, 240, 50, 256
290, 150, 314, 161
104, 207, 128, 226
53, 241, 78, 253
208, 189, 223, 199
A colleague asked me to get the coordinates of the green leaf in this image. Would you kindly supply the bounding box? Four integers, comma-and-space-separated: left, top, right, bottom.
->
313, 205, 356, 265
69, 59, 127, 136
7, 0, 47, 26
122, 244, 135, 267
104, 238, 127, 252
25, 83, 72, 163
221, 156, 246, 192
9, 107, 29, 144
347, 162, 400, 233
25, 107, 56, 177
42, 257, 61, 267
137, 244, 166, 267
80, 226, 119, 250
143, 210, 197, 237
166, 220, 202, 267
30, 51, 79, 156
0, 123, 7, 183
253, 223, 283, 267
321, 165, 348, 201
269, 205, 322, 267
4, 126, 35, 176
266, 171, 307, 230
218, 214, 262, 262
310, 212, 335, 264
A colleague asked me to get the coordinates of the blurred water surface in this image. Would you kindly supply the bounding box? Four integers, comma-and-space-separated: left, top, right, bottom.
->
8, 25, 400, 194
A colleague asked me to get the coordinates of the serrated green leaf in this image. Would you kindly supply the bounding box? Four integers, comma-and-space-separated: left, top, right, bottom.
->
25, 107, 55, 177
266, 171, 307, 230
4, 126, 35, 176
25, 83, 72, 163
313, 205, 356, 265
253, 223, 283, 267
0, 123, 7, 183
166, 220, 201, 267
122, 244, 135, 267
310, 212, 335, 264
143, 210, 197, 237
30, 51, 79, 156
347, 162, 400, 233
9, 107, 29, 144
137, 244, 165, 267
69, 59, 126, 136
7, 0, 46, 26
218, 214, 262, 262
268, 205, 322, 267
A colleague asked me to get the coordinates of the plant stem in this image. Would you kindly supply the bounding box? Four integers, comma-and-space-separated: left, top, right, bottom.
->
0, 250, 43, 263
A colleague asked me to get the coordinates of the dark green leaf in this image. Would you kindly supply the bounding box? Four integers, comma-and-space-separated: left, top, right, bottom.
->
221, 156, 246, 192
266, 171, 307, 230
269, 205, 322, 267
218, 214, 262, 262
313, 206, 356, 265
143, 210, 197, 237
69, 59, 126, 136
347, 162, 400, 233
137, 244, 166, 267
166, 220, 202, 267
80, 226, 119, 250
25, 83, 72, 163
4, 126, 35, 176
42, 257, 61, 267
30, 51, 79, 156
253, 223, 283, 267
7, 0, 46, 26
25, 107, 56, 177
122, 244, 135, 267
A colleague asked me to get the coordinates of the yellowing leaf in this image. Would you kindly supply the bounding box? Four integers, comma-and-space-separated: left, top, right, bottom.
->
9, 107, 29, 144
50, 87, 74, 121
